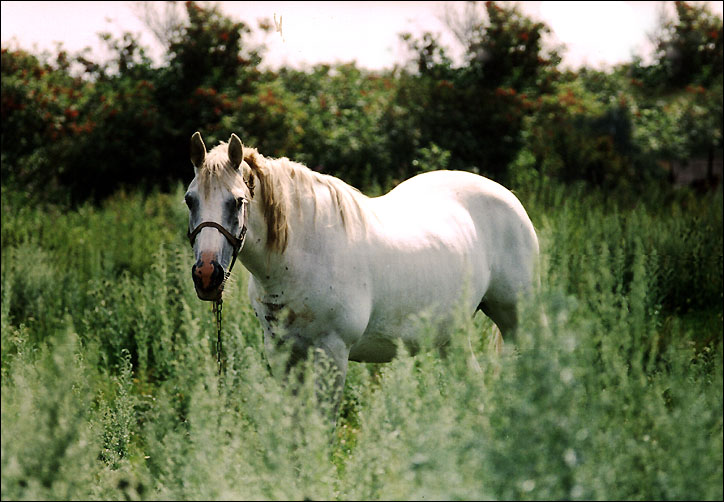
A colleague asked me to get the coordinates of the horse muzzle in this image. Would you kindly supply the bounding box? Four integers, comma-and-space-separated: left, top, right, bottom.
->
192, 252, 226, 301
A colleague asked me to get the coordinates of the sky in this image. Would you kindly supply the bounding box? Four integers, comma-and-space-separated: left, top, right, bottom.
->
1, 1, 723, 71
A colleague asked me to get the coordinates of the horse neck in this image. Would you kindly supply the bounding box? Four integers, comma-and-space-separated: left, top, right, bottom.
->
238, 196, 282, 280
239, 171, 363, 282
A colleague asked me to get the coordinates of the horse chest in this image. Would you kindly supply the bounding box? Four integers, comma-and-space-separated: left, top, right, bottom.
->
248, 273, 370, 347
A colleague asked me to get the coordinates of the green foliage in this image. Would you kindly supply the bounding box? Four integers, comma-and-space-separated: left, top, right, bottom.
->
459, 1, 562, 91
2, 1, 722, 201
152, 2, 264, 183
625, 1, 723, 172
1, 323, 101, 499
652, 0, 723, 88
0, 33, 162, 203
275, 64, 399, 187
1, 181, 721, 500
390, 1, 562, 185
0, 1, 263, 203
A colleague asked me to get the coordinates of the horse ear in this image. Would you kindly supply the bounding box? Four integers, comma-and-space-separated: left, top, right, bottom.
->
228, 133, 243, 169
190, 131, 206, 168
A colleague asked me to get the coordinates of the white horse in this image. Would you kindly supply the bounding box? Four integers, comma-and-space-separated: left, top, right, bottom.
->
185, 132, 539, 415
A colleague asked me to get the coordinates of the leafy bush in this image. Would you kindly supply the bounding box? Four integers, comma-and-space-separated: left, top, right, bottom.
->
388, 1, 562, 185
2, 1, 722, 202
647, 0, 723, 89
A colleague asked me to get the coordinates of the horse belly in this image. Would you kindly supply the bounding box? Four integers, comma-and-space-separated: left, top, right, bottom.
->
348, 335, 399, 363
353, 242, 490, 361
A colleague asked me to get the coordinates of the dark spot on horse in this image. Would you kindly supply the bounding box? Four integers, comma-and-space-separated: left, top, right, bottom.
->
269, 330, 294, 349
263, 302, 284, 312
263, 303, 284, 325
285, 266, 289, 271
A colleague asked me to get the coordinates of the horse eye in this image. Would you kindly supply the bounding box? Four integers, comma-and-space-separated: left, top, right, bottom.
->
235, 197, 245, 209
184, 194, 195, 209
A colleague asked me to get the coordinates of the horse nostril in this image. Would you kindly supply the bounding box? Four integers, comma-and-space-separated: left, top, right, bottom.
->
192, 259, 225, 291
212, 261, 224, 283
191, 263, 203, 288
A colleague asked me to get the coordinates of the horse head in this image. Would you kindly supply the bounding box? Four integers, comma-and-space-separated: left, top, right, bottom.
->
185, 131, 254, 301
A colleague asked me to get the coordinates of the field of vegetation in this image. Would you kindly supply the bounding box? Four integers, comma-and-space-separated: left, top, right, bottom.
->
2, 1, 722, 500
2, 178, 721, 500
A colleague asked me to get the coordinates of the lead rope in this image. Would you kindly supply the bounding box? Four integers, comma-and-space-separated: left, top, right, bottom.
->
213, 299, 224, 375
213, 258, 238, 376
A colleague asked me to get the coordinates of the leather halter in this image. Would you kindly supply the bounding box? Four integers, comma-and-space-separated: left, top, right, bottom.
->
187, 197, 248, 278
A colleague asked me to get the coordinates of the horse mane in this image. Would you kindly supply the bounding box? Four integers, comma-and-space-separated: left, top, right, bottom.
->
201, 141, 366, 254
244, 147, 368, 253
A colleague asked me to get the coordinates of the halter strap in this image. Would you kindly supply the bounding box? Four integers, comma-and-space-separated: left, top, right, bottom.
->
187, 198, 248, 276
187, 221, 244, 253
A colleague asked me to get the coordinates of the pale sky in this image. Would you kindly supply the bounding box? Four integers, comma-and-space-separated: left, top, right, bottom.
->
1, 1, 723, 71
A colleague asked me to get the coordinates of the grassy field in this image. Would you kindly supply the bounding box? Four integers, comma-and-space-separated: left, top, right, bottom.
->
1, 180, 722, 500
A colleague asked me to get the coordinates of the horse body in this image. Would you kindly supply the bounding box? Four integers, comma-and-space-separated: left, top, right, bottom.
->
362, 170, 538, 356
241, 168, 539, 370
185, 133, 538, 418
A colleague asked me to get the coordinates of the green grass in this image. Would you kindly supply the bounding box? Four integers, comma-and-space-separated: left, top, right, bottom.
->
1, 181, 722, 500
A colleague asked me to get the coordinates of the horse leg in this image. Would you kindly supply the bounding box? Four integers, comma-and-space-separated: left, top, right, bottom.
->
278, 333, 349, 427
311, 334, 349, 426
478, 298, 518, 344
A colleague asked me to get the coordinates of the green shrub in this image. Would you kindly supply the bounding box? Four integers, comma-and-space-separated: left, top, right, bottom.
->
1, 324, 100, 500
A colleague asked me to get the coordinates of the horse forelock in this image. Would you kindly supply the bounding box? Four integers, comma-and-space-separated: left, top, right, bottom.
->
242, 147, 366, 254
197, 142, 248, 198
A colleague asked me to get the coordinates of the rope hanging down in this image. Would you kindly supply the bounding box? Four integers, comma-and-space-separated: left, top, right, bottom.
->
213, 299, 224, 375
